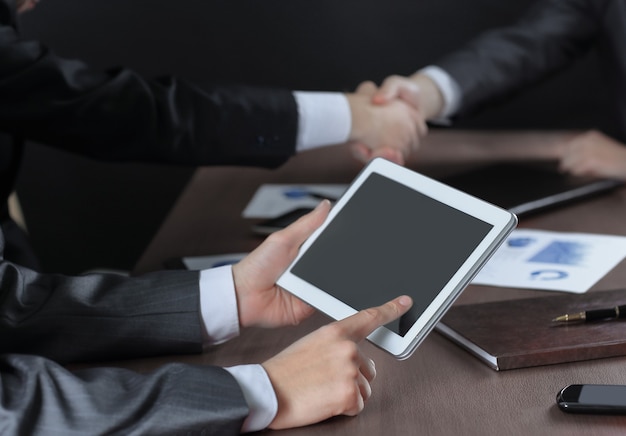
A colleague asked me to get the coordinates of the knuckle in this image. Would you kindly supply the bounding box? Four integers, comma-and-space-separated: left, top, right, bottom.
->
382, 75, 403, 88
331, 338, 360, 361
324, 322, 346, 337
362, 307, 384, 324
337, 382, 360, 408
266, 229, 289, 245
324, 324, 357, 346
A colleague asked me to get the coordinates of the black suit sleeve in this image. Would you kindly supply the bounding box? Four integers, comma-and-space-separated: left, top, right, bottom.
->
435, 0, 602, 118
0, 0, 298, 168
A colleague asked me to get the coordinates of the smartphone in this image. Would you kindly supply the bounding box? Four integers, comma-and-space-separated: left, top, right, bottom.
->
557, 384, 626, 414
251, 207, 313, 235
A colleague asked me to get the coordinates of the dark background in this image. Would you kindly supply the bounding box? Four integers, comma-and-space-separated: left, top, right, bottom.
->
15, 0, 608, 273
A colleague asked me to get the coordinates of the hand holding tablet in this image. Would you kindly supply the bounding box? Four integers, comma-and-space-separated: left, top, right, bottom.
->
277, 158, 517, 359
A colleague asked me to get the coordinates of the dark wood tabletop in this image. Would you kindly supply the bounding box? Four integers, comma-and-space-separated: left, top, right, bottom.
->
132, 130, 626, 435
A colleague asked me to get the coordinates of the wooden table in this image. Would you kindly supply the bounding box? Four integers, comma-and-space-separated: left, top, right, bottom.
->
134, 130, 626, 435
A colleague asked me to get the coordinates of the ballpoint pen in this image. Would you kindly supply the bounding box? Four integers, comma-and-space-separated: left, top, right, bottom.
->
552, 304, 626, 323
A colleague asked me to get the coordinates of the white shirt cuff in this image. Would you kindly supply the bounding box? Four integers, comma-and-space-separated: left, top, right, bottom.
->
225, 364, 278, 433
418, 65, 462, 123
199, 265, 240, 345
293, 91, 351, 151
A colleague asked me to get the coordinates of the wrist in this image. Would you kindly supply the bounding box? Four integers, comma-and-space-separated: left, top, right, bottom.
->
231, 263, 252, 328
410, 73, 445, 120
225, 364, 278, 433
345, 93, 372, 143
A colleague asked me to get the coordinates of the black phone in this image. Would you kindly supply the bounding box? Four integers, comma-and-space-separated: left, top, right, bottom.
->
557, 384, 626, 414
251, 207, 313, 235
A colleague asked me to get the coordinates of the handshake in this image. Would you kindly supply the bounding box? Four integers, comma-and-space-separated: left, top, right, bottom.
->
346, 73, 442, 166
349, 73, 626, 182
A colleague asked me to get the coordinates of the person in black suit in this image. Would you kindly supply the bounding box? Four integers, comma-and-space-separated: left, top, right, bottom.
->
1, 0, 421, 433
2, 0, 426, 270
357, 0, 626, 179
1, 200, 413, 434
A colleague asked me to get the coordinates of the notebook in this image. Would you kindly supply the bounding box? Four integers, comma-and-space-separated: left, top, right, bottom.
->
435, 289, 626, 371
441, 163, 623, 217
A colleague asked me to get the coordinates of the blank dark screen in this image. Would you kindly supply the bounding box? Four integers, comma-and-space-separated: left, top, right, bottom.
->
291, 173, 493, 336
578, 385, 626, 407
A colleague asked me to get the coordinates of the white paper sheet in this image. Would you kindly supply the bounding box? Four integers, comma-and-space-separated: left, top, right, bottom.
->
242, 184, 348, 218
472, 229, 626, 293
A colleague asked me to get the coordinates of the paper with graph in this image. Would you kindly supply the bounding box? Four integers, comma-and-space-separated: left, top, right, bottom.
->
471, 229, 626, 293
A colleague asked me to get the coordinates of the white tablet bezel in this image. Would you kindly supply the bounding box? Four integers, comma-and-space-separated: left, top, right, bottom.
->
277, 158, 517, 359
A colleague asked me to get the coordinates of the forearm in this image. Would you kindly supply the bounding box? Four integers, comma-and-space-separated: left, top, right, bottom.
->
434, 0, 598, 116
1, 354, 247, 435
0, 261, 204, 363
408, 71, 446, 121
412, 130, 574, 167
0, 23, 298, 167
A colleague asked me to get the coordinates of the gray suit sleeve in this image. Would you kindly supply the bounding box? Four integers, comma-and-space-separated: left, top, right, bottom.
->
0, 354, 248, 435
435, 0, 601, 117
0, 259, 206, 363
0, 227, 250, 434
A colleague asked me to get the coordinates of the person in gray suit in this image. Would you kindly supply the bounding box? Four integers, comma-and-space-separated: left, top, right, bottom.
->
357, 0, 626, 180
1, 200, 413, 434
1, 0, 421, 433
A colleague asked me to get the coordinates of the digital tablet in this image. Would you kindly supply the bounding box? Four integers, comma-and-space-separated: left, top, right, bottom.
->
277, 158, 517, 360
441, 163, 623, 217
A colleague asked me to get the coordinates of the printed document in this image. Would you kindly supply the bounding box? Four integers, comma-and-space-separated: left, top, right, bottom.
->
472, 229, 626, 293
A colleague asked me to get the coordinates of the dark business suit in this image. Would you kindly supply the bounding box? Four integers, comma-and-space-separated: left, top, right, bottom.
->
0, 0, 299, 269
0, 0, 306, 432
435, 0, 626, 141
0, 223, 248, 434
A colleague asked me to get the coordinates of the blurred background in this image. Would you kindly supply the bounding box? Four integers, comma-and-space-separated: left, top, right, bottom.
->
16, 0, 608, 273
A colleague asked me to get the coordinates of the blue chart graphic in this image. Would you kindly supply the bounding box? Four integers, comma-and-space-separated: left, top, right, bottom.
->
530, 270, 568, 280
528, 241, 587, 266
507, 237, 535, 248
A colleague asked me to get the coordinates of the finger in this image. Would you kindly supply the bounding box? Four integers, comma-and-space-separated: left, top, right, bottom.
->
400, 99, 428, 140
274, 199, 331, 248
372, 80, 400, 105
357, 372, 372, 403
350, 143, 373, 164
397, 81, 421, 109
558, 150, 576, 173
345, 380, 367, 417
372, 75, 411, 104
355, 80, 378, 97
370, 148, 405, 166
359, 353, 376, 382
373, 77, 420, 108
558, 155, 571, 173
413, 112, 429, 139
340, 295, 413, 342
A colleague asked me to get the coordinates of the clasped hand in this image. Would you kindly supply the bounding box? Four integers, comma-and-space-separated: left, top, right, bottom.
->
344, 76, 432, 166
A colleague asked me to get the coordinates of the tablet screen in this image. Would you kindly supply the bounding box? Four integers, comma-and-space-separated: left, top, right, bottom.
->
290, 172, 494, 336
